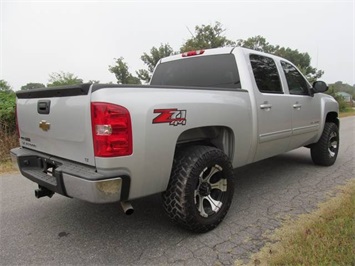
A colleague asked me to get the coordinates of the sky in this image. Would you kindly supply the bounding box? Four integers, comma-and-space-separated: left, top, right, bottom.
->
1, 0, 354, 90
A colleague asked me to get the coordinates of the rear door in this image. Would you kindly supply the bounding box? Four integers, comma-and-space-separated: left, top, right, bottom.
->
249, 54, 292, 161
16, 84, 95, 166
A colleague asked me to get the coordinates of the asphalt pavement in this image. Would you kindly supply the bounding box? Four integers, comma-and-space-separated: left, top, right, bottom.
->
1, 116, 354, 265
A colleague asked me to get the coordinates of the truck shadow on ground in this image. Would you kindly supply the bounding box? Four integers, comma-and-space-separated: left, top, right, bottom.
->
10, 148, 322, 264
36, 148, 315, 234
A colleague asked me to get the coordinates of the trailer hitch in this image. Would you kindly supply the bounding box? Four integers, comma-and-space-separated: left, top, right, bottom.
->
35, 185, 54, 199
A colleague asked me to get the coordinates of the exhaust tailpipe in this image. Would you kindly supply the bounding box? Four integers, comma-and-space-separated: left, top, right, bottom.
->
120, 201, 134, 215
35, 186, 54, 199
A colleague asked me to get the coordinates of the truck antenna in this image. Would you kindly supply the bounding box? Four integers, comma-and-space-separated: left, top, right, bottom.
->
186, 26, 195, 38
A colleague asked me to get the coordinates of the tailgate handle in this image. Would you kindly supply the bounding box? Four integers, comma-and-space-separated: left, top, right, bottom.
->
38, 100, 51, 114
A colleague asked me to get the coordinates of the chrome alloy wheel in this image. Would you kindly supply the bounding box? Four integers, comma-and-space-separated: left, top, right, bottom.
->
328, 131, 338, 158
194, 164, 227, 218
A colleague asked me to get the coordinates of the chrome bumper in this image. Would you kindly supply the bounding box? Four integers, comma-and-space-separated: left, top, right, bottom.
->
10, 147, 128, 203
62, 173, 122, 203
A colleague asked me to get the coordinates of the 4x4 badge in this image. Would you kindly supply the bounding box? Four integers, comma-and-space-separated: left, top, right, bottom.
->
153, 109, 187, 126
39, 120, 51, 131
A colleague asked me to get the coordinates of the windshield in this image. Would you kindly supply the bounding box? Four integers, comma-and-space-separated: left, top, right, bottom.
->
150, 54, 241, 89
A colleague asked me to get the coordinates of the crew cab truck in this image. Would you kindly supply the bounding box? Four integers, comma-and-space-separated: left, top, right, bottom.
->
11, 47, 339, 232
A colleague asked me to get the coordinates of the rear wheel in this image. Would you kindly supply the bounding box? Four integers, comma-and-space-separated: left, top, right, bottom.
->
162, 145, 234, 233
311, 122, 339, 166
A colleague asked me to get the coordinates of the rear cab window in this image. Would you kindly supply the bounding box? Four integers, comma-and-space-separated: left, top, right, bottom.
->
150, 54, 241, 89
249, 54, 283, 94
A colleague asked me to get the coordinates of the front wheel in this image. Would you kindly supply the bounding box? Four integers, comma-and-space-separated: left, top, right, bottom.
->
162, 145, 234, 233
311, 122, 339, 166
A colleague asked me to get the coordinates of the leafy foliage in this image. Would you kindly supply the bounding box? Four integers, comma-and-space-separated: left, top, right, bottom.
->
109, 57, 141, 84
180, 21, 235, 52
21, 83, 45, 90
130, 22, 234, 84
237, 35, 275, 53
0, 80, 17, 162
326, 86, 348, 112
111, 22, 322, 86
0, 80, 16, 133
329, 81, 355, 97
137, 44, 175, 83
136, 69, 150, 84
47, 72, 83, 87
326, 82, 354, 112
0, 90, 16, 133
0, 80, 13, 92
88, 80, 100, 84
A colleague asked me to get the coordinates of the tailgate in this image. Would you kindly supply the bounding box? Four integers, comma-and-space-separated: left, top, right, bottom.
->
16, 84, 95, 166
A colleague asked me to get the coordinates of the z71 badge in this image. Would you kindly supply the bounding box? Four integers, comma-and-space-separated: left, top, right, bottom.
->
153, 108, 187, 126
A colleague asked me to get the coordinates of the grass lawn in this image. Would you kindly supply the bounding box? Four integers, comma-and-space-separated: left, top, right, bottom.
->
247, 179, 355, 266
339, 108, 355, 118
0, 160, 18, 174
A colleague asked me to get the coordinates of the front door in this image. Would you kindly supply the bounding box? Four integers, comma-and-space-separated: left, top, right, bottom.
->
280, 61, 321, 150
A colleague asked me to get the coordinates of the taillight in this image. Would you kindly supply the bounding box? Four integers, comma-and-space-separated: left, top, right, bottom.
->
182, 50, 205, 57
91, 102, 132, 157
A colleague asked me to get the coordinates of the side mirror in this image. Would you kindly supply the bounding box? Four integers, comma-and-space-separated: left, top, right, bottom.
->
312, 81, 328, 93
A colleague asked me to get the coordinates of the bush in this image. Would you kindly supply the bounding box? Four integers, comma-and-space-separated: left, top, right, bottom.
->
0, 126, 18, 162
334, 94, 349, 112
326, 87, 349, 112
0, 91, 17, 161
0, 91, 16, 133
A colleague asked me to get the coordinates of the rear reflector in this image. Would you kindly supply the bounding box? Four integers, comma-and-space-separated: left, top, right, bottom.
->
182, 50, 205, 57
91, 102, 132, 157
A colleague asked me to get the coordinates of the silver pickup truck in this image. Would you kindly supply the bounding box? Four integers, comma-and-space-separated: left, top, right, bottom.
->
11, 47, 339, 232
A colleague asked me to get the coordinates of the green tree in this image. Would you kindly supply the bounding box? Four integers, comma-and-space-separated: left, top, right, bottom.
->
180, 21, 235, 52
137, 43, 175, 83
47, 72, 83, 87
0, 79, 13, 92
111, 22, 325, 86
109, 57, 141, 84
21, 82, 45, 90
326, 85, 348, 112
238, 36, 323, 82
0, 91, 16, 133
329, 81, 355, 98
237, 35, 276, 53
88, 80, 100, 84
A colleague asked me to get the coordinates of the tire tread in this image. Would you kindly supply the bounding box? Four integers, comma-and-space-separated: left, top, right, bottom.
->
311, 122, 339, 166
162, 145, 234, 233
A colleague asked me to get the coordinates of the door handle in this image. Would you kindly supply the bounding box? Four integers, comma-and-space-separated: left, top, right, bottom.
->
293, 104, 302, 110
260, 104, 272, 110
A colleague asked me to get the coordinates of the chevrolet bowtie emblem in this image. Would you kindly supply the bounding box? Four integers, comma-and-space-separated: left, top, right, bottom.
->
39, 120, 50, 131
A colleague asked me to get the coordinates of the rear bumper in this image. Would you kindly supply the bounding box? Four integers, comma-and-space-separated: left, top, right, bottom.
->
10, 147, 130, 203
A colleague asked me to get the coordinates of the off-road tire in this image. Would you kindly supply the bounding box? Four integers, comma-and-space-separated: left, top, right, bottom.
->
162, 145, 234, 233
311, 122, 339, 166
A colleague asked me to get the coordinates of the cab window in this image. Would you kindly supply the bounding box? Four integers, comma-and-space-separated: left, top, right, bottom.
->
151, 54, 241, 89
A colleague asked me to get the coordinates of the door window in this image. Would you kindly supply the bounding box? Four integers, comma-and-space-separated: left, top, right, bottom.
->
250, 54, 283, 94
281, 61, 311, 95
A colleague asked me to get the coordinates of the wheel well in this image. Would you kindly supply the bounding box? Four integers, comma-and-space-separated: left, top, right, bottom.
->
325, 112, 339, 128
175, 126, 234, 160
